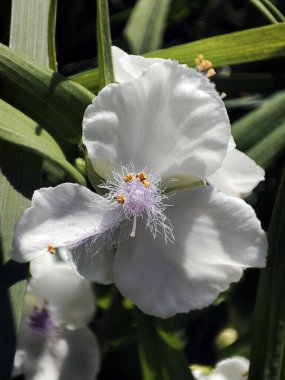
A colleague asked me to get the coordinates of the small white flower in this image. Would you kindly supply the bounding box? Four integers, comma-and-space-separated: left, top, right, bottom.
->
11, 60, 267, 318
13, 265, 100, 380
112, 46, 265, 198
192, 357, 249, 380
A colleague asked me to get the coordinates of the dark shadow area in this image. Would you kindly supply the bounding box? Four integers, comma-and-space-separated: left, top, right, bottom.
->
0, 141, 42, 199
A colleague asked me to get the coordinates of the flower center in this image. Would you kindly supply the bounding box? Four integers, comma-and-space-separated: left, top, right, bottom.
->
120, 171, 155, 214
102, 165, 174, 242
28, 304, 55, 335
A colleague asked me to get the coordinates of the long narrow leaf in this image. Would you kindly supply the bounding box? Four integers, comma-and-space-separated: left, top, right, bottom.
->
48, 0, 58, 70
70, 23, 285, 92
0, 99, 86, 185
246, 122, 285, 169
0, 43, 93, 156
10, 0, 56, 67
97, 0, 114, 89
232, 91, 285, 151
249, 168, 285, 380
124, 0, 170, 54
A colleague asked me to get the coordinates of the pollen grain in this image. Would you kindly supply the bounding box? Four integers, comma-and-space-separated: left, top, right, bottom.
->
117, 194, 126, 204
124, 173, 133, 182
142, 180, 151, 187
47, 244, 55, 254
136, 172, 147, 182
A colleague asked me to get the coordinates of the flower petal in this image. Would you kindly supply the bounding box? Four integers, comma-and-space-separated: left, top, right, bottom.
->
18, 328, 100, 380
213, 357, 249, 380
10, 183, 118, 263
29, 253, 59, 278
207, 148, 265, 197
28, 265, 95, 328
112, 45, 164, 83
113, 186, 267, 318
83, 60, 231, 181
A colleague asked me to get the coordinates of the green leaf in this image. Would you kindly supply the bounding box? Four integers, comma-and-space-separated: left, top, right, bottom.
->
246, 122, 285, 169
144, 23, 285, 65
137, 313, 195, 380
48, 0, 58, 71
124, 0, 171, 54
10, 0, 57, 68
97, 0, 114, 89
0, 42, 94, 156
70, 23, 285, 92
232, 91, 285, 151
0, 142, 42, 378
0, 99, 86, 185
249, 168, 285, 380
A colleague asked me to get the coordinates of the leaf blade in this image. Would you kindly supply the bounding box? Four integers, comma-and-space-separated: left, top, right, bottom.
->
249, 168, 285, 380
70, 23, 285, 92
0, 99, 86, 185
124, 0, 171, 54
97, 0, 114, 89
0, 42, 93, 156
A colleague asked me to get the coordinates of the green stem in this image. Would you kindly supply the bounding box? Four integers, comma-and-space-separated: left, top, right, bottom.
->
247, 0, 279, 23
260, 0, 285, 22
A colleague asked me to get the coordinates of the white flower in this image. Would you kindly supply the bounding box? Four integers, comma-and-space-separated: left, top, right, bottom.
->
192, 357, 249, 380
112, 46, 265, 198
13, 264, 100, 380
11, 60, 267, 318
29, 247, 69, 278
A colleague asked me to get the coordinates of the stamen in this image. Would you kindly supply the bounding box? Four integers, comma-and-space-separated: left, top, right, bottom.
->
195, 54, 203, 64
117, 194, 126, 204
198, 59, 212, 72
206, 68, 216, 78
47, 244, 55, 254
142, 180, 151, 187
195, 54, 216, 79
136, 172, 147, 182
101, 164, 174, 243
124, 173, 133, 182
130, 216, 137, 237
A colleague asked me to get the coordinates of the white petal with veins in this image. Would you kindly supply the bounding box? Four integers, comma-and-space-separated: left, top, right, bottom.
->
113, 186, 267, 318
11, 183, 119, 263
207, 149, 264, 197
83, 60, 231, 182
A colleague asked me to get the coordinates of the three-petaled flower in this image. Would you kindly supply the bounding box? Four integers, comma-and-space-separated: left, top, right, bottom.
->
13, 261, 100, 380
11, 59, 267, 318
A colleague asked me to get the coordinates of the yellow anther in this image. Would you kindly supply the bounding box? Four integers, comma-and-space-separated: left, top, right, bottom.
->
47, 244, 55, 254
142, 180, 151, 187
198, 60, 213, 72
117, 194, 126, 204
136, 172, 147, 182
206, 68, 216, 78
195, 54, 203, 64
124, 173, 133, 182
